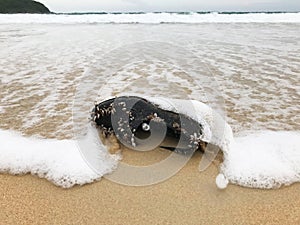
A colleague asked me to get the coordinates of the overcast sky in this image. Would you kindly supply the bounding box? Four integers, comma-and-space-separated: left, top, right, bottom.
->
39, 0, 300, 13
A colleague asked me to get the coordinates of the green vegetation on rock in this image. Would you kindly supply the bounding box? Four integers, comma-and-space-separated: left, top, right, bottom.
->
0, 0, 50, 14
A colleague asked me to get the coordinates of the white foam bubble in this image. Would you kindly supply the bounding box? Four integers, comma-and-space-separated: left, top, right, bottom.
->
0, 13, 300, 24
0, 125, 119, 188
221, 131, 300, 189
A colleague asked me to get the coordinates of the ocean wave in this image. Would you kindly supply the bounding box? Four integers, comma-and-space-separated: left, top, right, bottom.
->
222, 130, 300, 189
0, 125, 119, 188
0, 12, 300, 24
1, 99, 299, 189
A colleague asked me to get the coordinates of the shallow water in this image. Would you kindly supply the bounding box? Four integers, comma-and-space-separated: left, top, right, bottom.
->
0, 23, 299, 138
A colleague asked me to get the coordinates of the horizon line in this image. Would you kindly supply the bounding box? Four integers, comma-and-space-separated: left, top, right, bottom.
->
51, 10, 300, 14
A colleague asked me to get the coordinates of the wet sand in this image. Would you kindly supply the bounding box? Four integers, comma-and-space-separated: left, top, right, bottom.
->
1, 151, 300, 225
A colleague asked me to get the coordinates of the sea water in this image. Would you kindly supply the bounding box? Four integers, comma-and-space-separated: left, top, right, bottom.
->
0, 13, 299, 188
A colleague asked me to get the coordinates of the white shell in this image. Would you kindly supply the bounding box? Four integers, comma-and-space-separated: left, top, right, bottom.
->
216, 173, 229, 189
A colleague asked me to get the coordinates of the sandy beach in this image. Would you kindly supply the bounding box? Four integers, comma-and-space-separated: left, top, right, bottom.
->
1, 151, 300, 225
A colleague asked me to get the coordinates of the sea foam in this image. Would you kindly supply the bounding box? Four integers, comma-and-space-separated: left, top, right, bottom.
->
0, 125, 119, 188
0, 12, 300, 24
222, 131, 300, 189
0, 98, 299, 189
